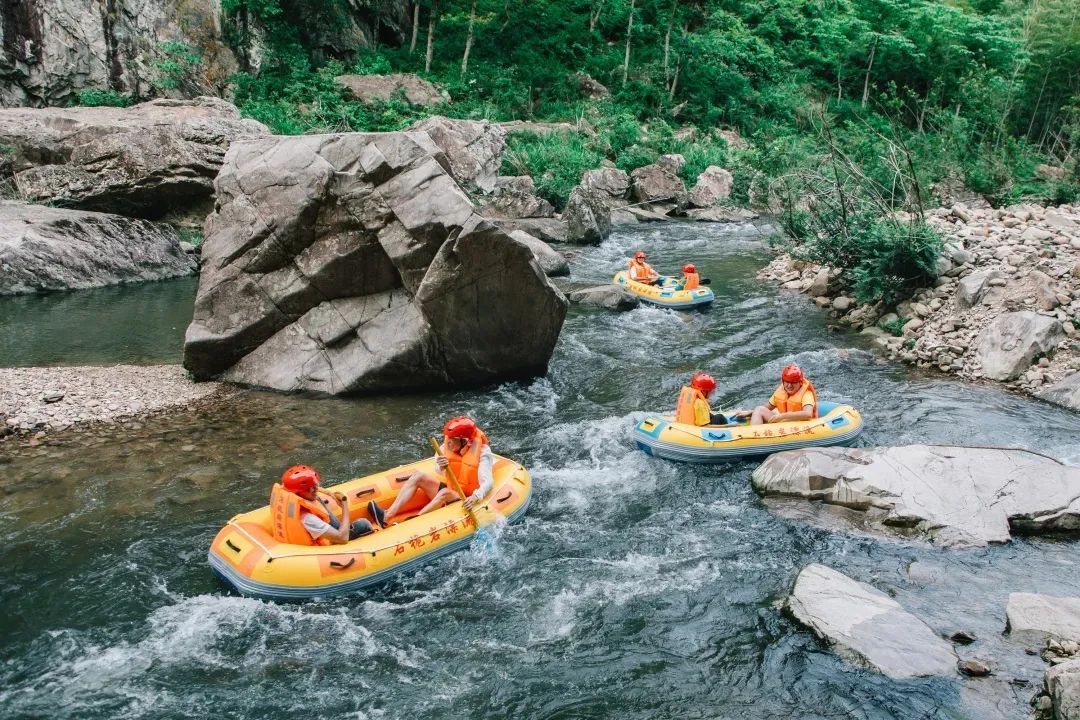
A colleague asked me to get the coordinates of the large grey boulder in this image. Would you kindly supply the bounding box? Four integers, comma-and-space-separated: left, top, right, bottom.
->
1, 98, 268, 220
335, 74, 450, 106
490, 217, 568, 244
565, 187, 611, 244
976, 311, 1064, 381
183, 131, 566, 395
1039, 372, 1080, 413
0, 201, 196, 294
956, 269, 1004, 309
477, 176, 555, 219
630, 161, 686, 204
686, 166, 734, 208
565, 284, 639, 311
1007, 594, 1080, 639
508, 230, 569, 277
1046, 659, 1080, 720
785, 564, 957, 679
579, 167, 630, 204
752, 445, 1080, 547
0, 0, 239, 106
409, 116, 505, 193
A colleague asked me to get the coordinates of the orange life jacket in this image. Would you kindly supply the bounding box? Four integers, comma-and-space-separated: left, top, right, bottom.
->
674, 386, 707, 425
628, 260, 655, 283
771, 380, 818, 417
682, 273, 700, 290
442, 428, 489, 497
269, 483, 341, 546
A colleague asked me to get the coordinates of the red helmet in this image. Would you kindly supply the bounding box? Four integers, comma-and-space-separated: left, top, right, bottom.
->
443, 416, 478, 440
682, 263, 696, 274
690, 372, 717, 395
781, 364, 805, 383
634, 251, 646, 260
282, 465, 320, 494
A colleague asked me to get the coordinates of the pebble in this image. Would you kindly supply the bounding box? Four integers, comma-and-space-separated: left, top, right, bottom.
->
1036, 696, 1053, 711
949, 630, 977, 644
957, 659, 991, 676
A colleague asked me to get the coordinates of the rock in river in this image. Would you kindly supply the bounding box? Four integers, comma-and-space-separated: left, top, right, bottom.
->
183, 131, 567, 395
1038, 372, 1080, 413
752, 445, 1080, 547
785, 564, 957, 679
1007, 594, 1080, 640
1046, 659, 1080, 720
1, 98, 268, 220
0, 201, 196, 294
976, 311, 1064, 381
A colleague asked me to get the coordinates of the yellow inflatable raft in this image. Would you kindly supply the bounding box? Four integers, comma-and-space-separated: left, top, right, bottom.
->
634, 401, 863, 462
208, 455, 531, 600
613, 271, 714, 309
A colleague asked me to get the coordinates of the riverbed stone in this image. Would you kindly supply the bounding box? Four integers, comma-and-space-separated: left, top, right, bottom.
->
183, 131, 566, 394
752, 445, 1080, 547
1007, 594, 1080, 640
1038, 372, 1080, 413
785, 564, 958, 679
1, 98, 268, 220
686, 166, 733, 208
565, 187, 611, 244
565, 284, 639, 311
491, 217, 568, 244
630, 161, 686, 204
1046, 659, 1080, 720
0, 201, 196, 294
957, 269, 1004, 309
477, 176, 555, 219
977, 311, 1065, 381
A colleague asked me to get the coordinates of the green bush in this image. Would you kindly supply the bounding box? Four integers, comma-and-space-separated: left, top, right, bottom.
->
76, 89, 132, 107
881, 317, 906, 337
502, 131, 604, 209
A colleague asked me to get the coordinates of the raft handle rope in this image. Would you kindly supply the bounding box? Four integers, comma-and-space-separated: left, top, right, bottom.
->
665, 409, 849, 443
225, 539, 242, 553
353, 487, 376, 498
329, 558, 356, 570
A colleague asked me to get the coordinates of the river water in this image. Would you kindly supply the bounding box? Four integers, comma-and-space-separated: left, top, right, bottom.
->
3, 221, 1080, 719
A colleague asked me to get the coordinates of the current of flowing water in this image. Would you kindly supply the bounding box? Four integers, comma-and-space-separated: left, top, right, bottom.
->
2, 221, 1080, 719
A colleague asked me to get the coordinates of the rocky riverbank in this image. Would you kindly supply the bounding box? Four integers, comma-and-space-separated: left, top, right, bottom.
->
760, 203, 1080, 411
0, 365, 229, 442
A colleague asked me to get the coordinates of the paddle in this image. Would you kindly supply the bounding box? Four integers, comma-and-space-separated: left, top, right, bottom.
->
430, 437, 494, 550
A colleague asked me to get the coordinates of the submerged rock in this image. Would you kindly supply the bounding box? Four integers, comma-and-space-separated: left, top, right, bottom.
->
1, 98, 268, 220
0, 201, 196, 294
785, 564, 957, 679
1007, 594, 1080, 640
752, 445, 1080, 547
183, 131, 566, 394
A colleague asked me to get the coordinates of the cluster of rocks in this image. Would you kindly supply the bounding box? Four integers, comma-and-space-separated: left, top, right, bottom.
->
1006, 593, 1080, 719
760, 203, 1080, 410
0, 365, 227, 441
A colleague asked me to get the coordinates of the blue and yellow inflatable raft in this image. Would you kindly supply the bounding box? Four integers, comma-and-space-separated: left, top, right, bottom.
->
209, 454, 531, 600
614, 271, 714, 309
634, 401, 863, 462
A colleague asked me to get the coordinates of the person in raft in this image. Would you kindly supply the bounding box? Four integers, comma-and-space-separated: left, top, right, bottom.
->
368, 416, 494, 528
270, 465, 375, 546
675, 372, 729, 426
732, 363, 818, 426
675, 263, 700, 291
628, 251, 660, 284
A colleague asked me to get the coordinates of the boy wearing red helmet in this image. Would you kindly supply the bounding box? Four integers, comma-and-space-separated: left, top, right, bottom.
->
676, 264, 700, 291
271, 465, 375, 546
628, 251, 660, 284
733, 364, 818, 425
370, 416, 494, 527
674, 372, 728, 426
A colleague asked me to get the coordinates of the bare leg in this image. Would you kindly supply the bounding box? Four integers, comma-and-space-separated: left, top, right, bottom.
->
750, 405, 776, 425
417, 488, 459, 516
384, 472, 441, 521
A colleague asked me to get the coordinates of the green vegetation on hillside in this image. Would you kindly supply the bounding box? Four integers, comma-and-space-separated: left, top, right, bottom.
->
204, 0, 1079, 302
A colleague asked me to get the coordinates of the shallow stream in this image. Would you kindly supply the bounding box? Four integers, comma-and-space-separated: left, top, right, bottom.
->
3, 222, 1080, 719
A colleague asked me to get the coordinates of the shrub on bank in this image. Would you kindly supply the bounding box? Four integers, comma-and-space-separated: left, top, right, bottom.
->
76, 89, 133, 108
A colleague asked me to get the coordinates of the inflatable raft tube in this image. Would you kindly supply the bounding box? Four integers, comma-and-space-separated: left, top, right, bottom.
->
633, 401, 863, 462
208, 454, 531, 600
613, 271, 714, 309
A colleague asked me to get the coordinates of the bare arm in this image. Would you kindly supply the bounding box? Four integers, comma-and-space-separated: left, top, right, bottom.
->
318, 492, 352, 544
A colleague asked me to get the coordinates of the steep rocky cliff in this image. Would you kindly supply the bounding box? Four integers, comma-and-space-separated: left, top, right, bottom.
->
0, 0, 410, 107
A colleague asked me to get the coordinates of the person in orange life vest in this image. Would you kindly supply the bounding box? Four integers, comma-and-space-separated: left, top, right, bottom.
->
368, 416, 495, 528
274, 465, 375, 545
732, 364, 818, 426
674, 372, 729, 426
675, 263, 700, 291
628, 251, 660, 284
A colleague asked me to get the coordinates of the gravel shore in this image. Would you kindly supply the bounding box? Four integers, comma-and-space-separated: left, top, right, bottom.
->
760, 202, 1080, 410
0, 364, 229, 439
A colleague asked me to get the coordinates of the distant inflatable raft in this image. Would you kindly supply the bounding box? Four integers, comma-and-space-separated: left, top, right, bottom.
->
613, 271, 714, 309
209, 455, 531, 600
634, 401, 863, 462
